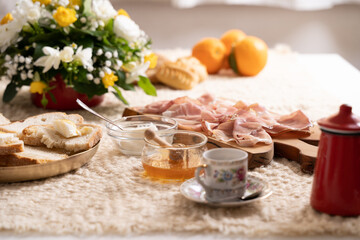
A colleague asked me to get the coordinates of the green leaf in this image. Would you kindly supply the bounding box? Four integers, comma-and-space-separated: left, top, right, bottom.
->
76, 37, 94, 49
33, 42, 46, 60
138, 76, 157, 96
104, 19, 114, 33
112, 86, 129, 105
48, 92, 57, 104
115, 70, 134, 91
29, 31, 63, 43
72, 81, 107, 98
229, 50, 239, 74
2, 83, 18, 102
71, 28, 106, 38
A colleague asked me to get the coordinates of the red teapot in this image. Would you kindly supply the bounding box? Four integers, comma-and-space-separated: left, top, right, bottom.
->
311, 104, 360, 216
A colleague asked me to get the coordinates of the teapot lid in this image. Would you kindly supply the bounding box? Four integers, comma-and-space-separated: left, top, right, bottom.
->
318, 104, 360, 134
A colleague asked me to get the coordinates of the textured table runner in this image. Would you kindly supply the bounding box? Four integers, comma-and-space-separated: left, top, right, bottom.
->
0, 49, 359, 237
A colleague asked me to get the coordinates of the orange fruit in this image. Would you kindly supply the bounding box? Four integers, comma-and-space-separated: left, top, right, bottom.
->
220, 29, 246, 69
192, 38, 226, 74
220, 29, 246, 56
230, 36, 268, 76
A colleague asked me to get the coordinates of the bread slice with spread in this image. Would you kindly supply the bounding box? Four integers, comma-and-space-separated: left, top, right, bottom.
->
0, 112, 101, 167
0, 112, 84, 137
0, 114, 24, 155
21, 120, 102, 153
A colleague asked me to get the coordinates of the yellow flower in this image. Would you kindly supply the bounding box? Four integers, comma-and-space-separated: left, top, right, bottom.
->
144, 53, 158, 69
0, 13, 13, 25
32, 0, 51, 5
68, 0, 82, 8
102, 72, 118, 88
117, 9, 130, 18
30, 82, 47, 94
53, 6, 77, 27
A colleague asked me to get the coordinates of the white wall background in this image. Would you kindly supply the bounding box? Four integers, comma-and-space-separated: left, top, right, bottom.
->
0, 0, 359, 69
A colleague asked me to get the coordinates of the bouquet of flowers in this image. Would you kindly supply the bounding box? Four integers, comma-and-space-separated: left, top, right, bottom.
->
0, 0, 157, 107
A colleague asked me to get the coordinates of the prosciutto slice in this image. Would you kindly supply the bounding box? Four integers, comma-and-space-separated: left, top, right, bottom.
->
141, 94, 313, 147
264, 110, 312, 136
142, 100, 174, 114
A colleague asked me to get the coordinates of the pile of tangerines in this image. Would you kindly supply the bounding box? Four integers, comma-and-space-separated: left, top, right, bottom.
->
192, 29, 268, 76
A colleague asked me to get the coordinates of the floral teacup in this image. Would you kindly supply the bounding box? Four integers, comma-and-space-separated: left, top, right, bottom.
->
195, 148, 248, 202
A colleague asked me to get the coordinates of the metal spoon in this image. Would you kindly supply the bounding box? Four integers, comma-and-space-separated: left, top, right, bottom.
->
76, 99, 123, 130
206, 182, 265, 203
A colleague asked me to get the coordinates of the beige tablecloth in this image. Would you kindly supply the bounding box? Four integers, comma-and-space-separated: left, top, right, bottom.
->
0, 49, 359, 237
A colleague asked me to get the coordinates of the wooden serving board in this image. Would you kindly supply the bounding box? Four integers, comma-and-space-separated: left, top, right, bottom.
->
122, 108, 320, 173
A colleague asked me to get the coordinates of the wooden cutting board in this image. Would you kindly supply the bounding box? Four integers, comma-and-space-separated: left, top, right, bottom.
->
122, 108, 320, 173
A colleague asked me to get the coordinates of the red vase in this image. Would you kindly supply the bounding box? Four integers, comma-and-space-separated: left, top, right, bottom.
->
31, 75, 104, 110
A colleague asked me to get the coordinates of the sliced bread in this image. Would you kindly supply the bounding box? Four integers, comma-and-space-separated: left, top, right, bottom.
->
0, 113, 10, 125
0, 132, 24, 155
0, 112, 84, 136
21, 124, 102, 153
0, 146, 68, 167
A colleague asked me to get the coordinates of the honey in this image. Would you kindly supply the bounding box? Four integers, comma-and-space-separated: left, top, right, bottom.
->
142, 148, 201, 180
142, 162, 197, 180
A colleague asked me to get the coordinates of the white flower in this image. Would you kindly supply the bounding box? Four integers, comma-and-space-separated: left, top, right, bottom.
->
126, 61, 150, 84
0, 20, 22, 52
55, 0, 70, 6
86, 74, 93, 80
105, 60, 111, 67
27, 7, 41, 23
94, 78, 100, 84
25, 57, 32, 65
20, 71, 27, 80
74, 46, 93, 69
113, 15, 141, 43
105, 52, 112, 59
13, 0, 42, 24
19, 56, 25, 63
114, 59, 123, 70
27, 71, 34, 79
96, 49, 103, 56
34, 47, 61, 73
92, 0, 117, 22
113, 51, 118, 58
103, 67, 111, 74
59, 46, 74, 63
0, 0, 45, 52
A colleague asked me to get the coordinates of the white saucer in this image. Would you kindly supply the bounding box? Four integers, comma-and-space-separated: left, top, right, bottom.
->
180, 175, 272, 207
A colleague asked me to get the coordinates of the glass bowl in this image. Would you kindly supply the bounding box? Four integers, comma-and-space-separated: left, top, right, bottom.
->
142, 130, 208, 181
106, 115, 178, 156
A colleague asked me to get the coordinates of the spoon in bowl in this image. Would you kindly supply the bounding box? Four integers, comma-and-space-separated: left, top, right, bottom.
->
144, 128, 184, 162
76, 99, 123, 130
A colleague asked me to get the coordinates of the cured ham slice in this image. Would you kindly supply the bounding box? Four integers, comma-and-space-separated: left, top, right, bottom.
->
198, 93, 215, 105
141, 93, 313, 147
233, 119, 272, 147
142, 100, 174, 114
163, 102, 203, 121
264, 110, 312, 136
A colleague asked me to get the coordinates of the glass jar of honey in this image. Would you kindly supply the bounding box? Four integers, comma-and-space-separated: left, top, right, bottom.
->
142, 130, 207, 181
